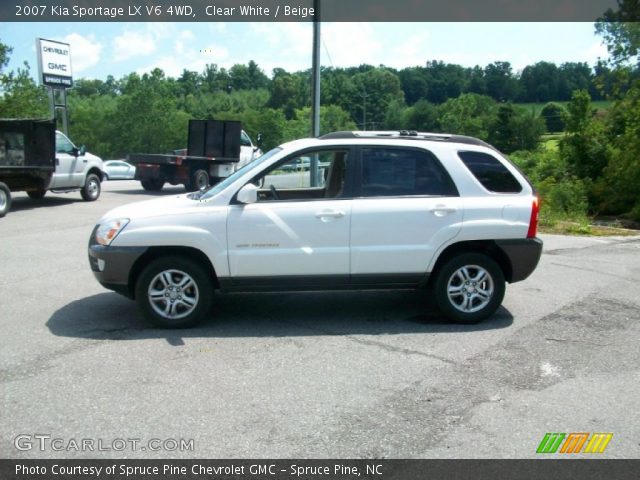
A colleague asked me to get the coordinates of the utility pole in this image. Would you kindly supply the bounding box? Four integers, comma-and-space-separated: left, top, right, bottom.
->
311, 0, 321, 138
359, 90, 369, 130
310, 0, 321, 186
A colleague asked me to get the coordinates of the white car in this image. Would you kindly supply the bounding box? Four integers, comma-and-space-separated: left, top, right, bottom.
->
89, 131, 542, 328
103, 160, 136, 180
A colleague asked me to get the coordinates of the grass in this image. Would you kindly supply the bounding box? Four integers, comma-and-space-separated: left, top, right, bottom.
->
541, 136, 560, 152
540, 220, 639, 236
516, 100, 612, 116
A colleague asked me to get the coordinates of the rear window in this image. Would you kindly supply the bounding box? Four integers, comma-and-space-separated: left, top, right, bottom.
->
360, 148, 458, 197
458, 151, 522, 193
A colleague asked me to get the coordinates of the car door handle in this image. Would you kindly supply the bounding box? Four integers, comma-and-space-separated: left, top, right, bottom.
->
430, 205, 457, 216
315, 210, 345, 219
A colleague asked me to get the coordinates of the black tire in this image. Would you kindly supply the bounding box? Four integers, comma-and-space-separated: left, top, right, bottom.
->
190, 169, 210, 191
141, 178, 164, 191
0, 182, 11, 217
27, 189, 46, 199
80, 173, 101, 201
103, 173, 110, 181
433, 253, 505, 324
135, 256, 214, 328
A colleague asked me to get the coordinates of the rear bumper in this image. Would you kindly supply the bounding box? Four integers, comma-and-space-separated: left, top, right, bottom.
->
496, 238, 543, 283
88, 242, 147, 298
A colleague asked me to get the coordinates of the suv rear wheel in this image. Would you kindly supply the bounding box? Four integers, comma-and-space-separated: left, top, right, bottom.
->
135, 256, 213, 328
433, 253, 505, 324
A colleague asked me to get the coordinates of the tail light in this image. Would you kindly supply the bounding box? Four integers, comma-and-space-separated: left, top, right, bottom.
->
527, 195, 540, 238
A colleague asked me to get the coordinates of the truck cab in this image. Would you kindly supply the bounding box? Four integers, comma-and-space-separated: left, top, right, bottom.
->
237, 130, 263, 170
48, 131, 104, 195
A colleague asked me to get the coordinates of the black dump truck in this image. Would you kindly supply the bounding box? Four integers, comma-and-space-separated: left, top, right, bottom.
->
128, 119, 243, 192
0, 118, 56, 217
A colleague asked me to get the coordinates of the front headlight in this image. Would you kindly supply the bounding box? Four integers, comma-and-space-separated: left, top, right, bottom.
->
95, 218, 129, 246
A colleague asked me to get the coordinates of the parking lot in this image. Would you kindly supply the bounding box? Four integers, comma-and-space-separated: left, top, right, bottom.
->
1, 180, 639, 458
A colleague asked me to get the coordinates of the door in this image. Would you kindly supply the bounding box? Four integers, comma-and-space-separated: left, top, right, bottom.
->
236, 131, 255, 170
50, 131, 79, 188
227, 148, 353, 287
350, 147, 463, 279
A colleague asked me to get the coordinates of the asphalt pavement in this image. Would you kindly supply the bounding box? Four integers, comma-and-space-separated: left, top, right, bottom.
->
1, 180, 638, 459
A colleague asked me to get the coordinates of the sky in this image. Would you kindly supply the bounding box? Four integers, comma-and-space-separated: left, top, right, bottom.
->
0, 22, 609, 81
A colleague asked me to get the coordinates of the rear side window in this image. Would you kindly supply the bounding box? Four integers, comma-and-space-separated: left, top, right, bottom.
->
360, 148, 458, 197
458, 151, 522, 193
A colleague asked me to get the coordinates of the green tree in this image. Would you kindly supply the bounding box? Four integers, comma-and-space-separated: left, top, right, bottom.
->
268, 70, 308, 119
350, 67, 404, 129
559, 90, 610, 181
403, 99, 439, 132
540, 102, 567, 132
0, 40, 48, 118
595, 0, 640, 68
484, 62, 519, 101
488, 103, 544, 153
519, 61, 560, 102
438, 93, 496, 139
510, 149, 589, 223
106, 69, 189, 156
0, 64, 49, 118
284, 105, 357, 140
593, 1, 640, 218
0, 41, 12, 72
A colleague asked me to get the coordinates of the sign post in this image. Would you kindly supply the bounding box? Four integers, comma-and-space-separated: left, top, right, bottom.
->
36, 38, 73, 135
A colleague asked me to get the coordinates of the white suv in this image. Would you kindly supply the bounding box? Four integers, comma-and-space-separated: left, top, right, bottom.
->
89, 131, 542, 328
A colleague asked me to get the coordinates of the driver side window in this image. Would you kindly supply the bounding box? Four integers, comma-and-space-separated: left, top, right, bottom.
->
254, 149, 349, 202
55, 132, 75, 154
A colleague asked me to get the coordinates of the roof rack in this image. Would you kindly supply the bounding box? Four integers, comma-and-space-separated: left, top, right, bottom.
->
319, 130, 490, 147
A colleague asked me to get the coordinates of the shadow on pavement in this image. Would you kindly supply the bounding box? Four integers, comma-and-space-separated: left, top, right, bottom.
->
8, 195, 80, 213
47, 290, 514, 344
106, 187, 187, 196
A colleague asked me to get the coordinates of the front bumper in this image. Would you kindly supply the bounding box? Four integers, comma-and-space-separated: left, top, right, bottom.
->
496, 237, 543, 283
88, 236, 147, 298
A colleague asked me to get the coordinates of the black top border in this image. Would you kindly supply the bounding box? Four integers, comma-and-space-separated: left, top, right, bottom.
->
0, 0, 629, 22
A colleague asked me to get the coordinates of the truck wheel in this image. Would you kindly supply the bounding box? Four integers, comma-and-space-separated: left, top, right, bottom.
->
433, 253, 505, 324
81, 173, 101, 201
0, 182, 11, 217
141, 178, 164, 191
135, 256, 214, 328
27, 189, 46, 200
191, 169, 210, 191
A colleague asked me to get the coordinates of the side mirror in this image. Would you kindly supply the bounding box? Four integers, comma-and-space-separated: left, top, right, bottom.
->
236, 183, 258, 204
79, 145, 86, 156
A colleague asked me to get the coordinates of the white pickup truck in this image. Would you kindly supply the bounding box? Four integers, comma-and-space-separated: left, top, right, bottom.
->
28, 130, 105, 201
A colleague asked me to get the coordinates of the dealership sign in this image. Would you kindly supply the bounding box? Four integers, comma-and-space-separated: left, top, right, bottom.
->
37, 38, 73, 87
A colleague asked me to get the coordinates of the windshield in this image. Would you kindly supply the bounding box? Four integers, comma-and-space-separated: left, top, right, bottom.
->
195, 147, 283, 200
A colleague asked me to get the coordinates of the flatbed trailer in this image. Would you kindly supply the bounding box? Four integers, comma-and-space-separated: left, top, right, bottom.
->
128, 120, 242, 192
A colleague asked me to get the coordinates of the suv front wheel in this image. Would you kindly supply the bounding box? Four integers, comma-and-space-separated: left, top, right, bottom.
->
433, 253, 505, 324
135, 256, 213, 328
